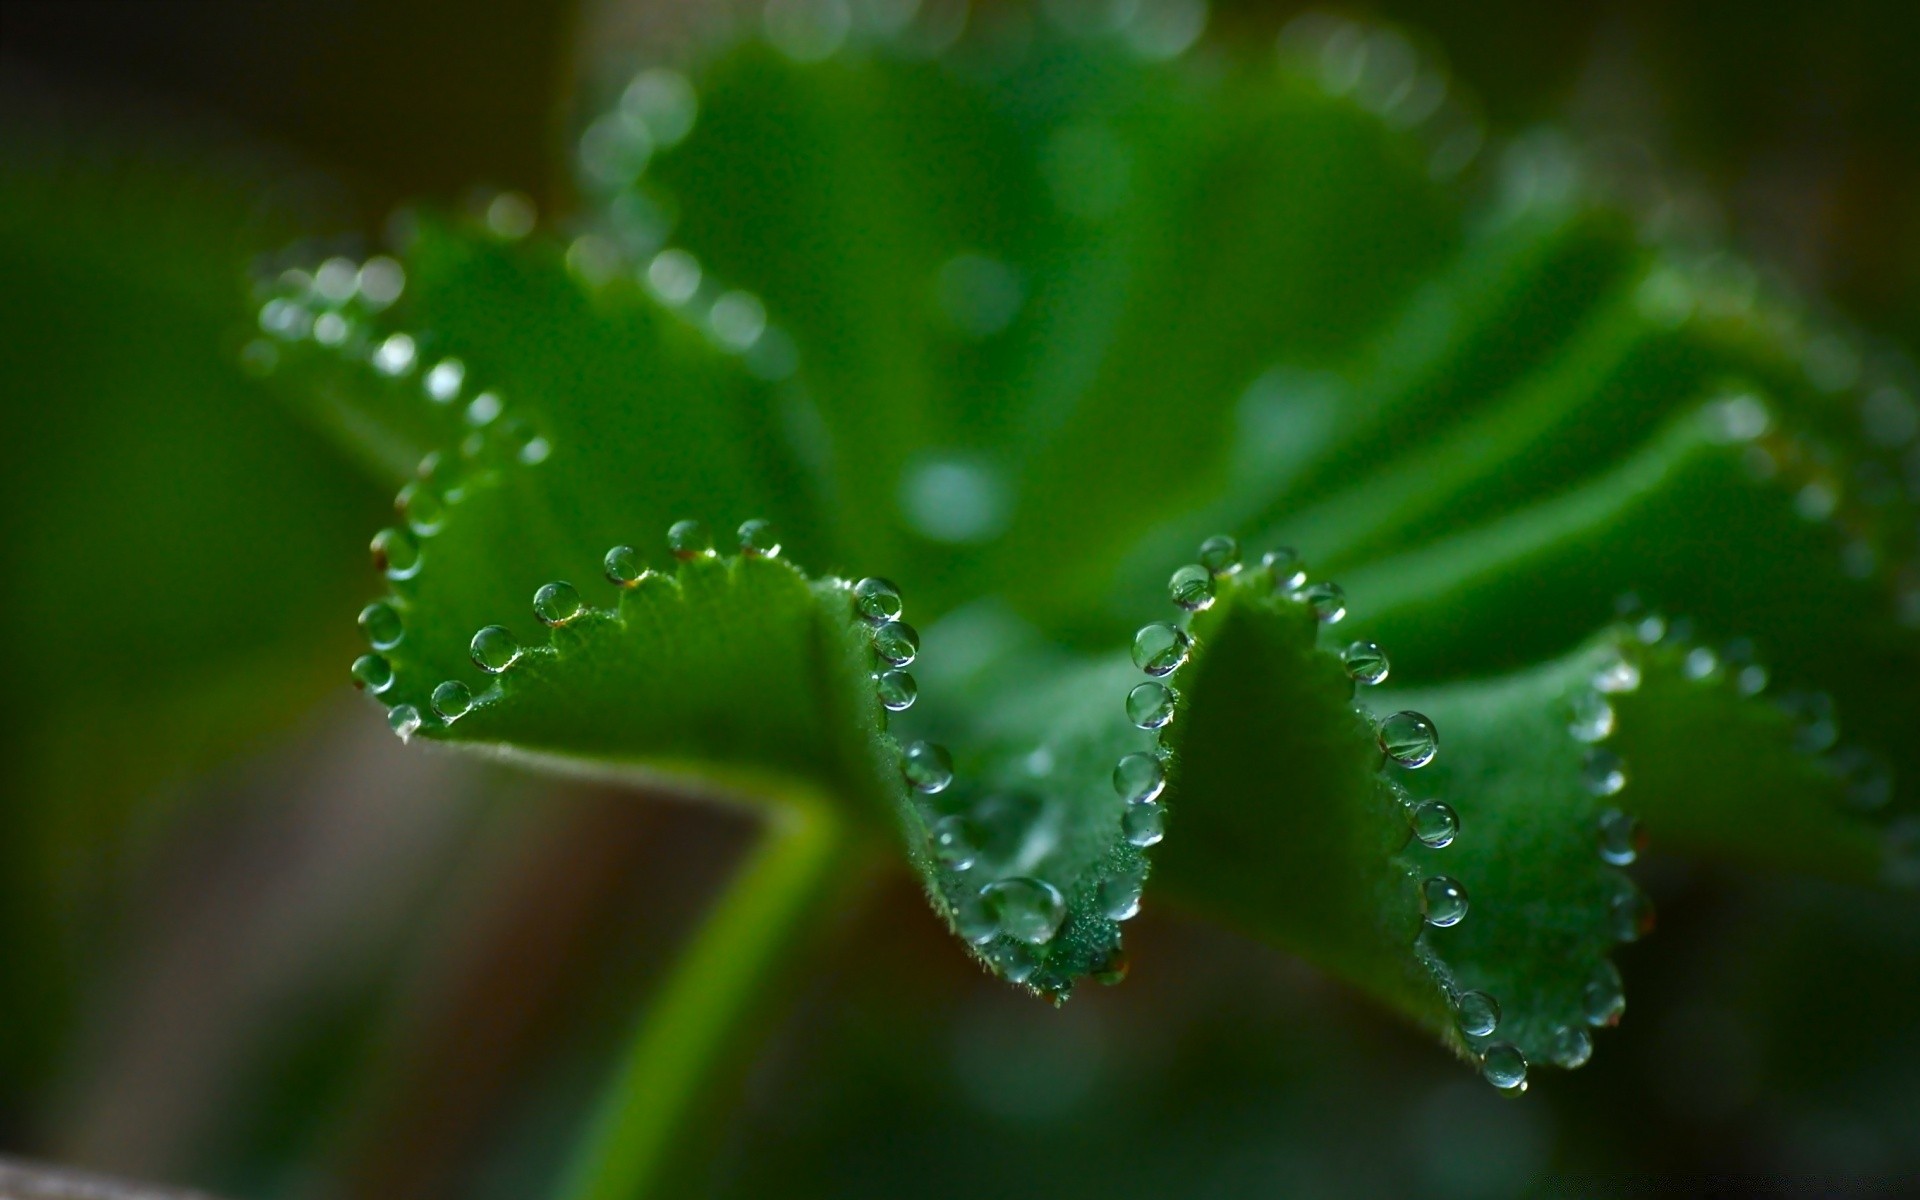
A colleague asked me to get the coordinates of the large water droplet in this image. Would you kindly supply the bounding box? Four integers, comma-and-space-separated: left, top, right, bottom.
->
1197, 535, 1241, 575
931, 814, 981, 870
853, 577, 903, 623
1410, 800, 1459, 849
534, 581, 584, 626
1261, 547, 1307, 591
985, 941, 1040, 984
1596, 807, 1642, 865
1592, 650, 1641, 694
667, 519, 715, 560
1343, 640, 1390, 686
1126, 681, 1176, 730
1568, 691, 1614, 743
389, 704, 423, 742
1421, 875, 1468, 927
1683, 646, 1720, 681
398, 483, 446, 537
424, 358, 466, 403
1455, 990, 1500, 1037
351, 653, 394, 694
1481, 1042, 1528, 1091
1609, 884, 1655, 943
1582, 963, 1626, 1029
1379, 711, 1439, 767
1113, 752, 1166, 804
737, 518, 780, 558
371, 527, 421, 580
1583, 749, 1627, 796
372, 332, 417, 376
1549, 1024, 1593, 1069
872, 620, 920, 666
470, 625, 521, 674
902, 740, 953, 793
1122, 801, 1166, 847
1168, 563, 1215, 612
359, 601, 404, 650
432, 680, 474, 722
875, 669, 917, 711
981, 877, 1068, 944
955, 893, 998, 944
1299, 581, 1347, 623
604, 545, 644, 586
1132, 623, 1191, 677
1099, 869, 1146, 920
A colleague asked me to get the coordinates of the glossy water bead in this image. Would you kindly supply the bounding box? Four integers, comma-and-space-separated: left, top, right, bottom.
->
1583, 961, 1626, 1026
1378, 711, 1439, 768
1113, 752, 1166, 804
1099, 870, 1146, 920
872, 620, 920, 667
534, 581, 585, 626
431, 680, 474, 721
604, 545, 644, 585
980, 877, 1068, 944
388, 704, 423, 742
1454, 990, 1501, 1037
1480, 1043, 1528, 1091
1131, 622, 1191, 677
469, 625, 522, 674
1595, 808, 1642, 865
1261, 547, 1307, 592
1421, 875, 1469, 927
1342, 640, 1390, 685
1122, 802, 1166, 847
1299, 581, 1346, 623
902, 740, 953, 793
1197, 535, 1241, 574
1549, 1024, 1593, 1069
1582, 749, 1627, 796
398, 482, 446, 537
667, 519, 715, 559
1168, 564, 1215, 611
351, 654, 394, 694
737, 518, 780, 557
1568, 691, 1614, 743
852, 577, 903, 623
954, 894, 998, 944
1610, 885, 1655, 943
371, 527, 421, 579
930, 814, 981, 870
875, 670, 917, 711
1410, 800, 1459, 848
1126, 681, 1176, 730
1592, 650, 1641, 694
359, 601, 404, 651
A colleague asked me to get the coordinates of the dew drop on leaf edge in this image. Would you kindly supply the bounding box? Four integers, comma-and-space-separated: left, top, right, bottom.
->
1481, 1042, 1527, 1091
875, 669, 917, 711
1410, 800, 1458, 849
1113, 752, 1166, 804
1126, 681, 1176, 730
359, 601, 403, 651
902, 740, 953, 793
604, 545, 644, 585
1122, 801, 1166, 847
1379, 711, 1439, 768
1168, 563, 1215, 612
1197, 534, 1241, 574
534, 580, 585, 626
737, 518, 780, 557
668, 519, 715, 560
351, 653, 394, 694
432, 680, 474, 721
872, 620, 920, 667
1132, 622, 1191, 677
1343, 640, 1390, 686
930, 814, 980, 870
1455, 990, 1500, 1037
1421, 875, 1468, 927
470, 625, 521, 674
980, 877, 1067, 945
852, 577, 903, 623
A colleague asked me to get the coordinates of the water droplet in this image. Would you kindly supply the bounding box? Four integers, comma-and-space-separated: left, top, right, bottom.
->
981, 877, 1068, 944
1683, 646, 1719, 680
351, 653, 394, 694
1454, 990, 1500, 1037
1343, 640, 1390, 685
424, 358, 465, 403
469, 625, 521, 674
1121, 801, 1167, 847
852, 577, 903, 623
1596, 808, 1642, 865
875, 669, 917, 711
902, 740, 953, 793
1480, 1042, 1528, 1091
709, 291, 767, 351
1099, 869, 1146, 920
1421, 875, 1468, 926
1410, 800, 1459, 849
1126, 681, 1176, 730
954, 893, 998, 943
358, 256, 405, 308
359, 601, 404, 650
931, 814, 981, 870
398, 482, 445, 537
466, 391, 503, 427
604, 545, 644, 586
1197, 535, 1241, 574
984, 940, 1040, 983
484, 191, 537, 239
1592, 650, 1641, 694
1261, 547, 1307, 591
736, 518, 780, 557
647, 249, 703, 305
872, 620, 920, 667
1634, 613, 1667, 645
432, 680, 474, 722
1549, 1024, 1593, 1069
1132, 623, 1191, 677
533, 581, 584, 626
1583, 749, 1627, 796
371, 527, 421, 580
1582, 961, 1626, 1026
1300, 581, 1346, 623
1568, 691, 1615, 743
372, 332, 417, 377
1736, 663, 1769, 696
1379, 711, 1439, 768
1168, 564, 1215, 612
667, 519, 715, 560
1609, 884, 1655, 943
388, 704, 423, 742
313, 312, 350, 346
621, 67, 699, 148
1113, 752, 1166, 804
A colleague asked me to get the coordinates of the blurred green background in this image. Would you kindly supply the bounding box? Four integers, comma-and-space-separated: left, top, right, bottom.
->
4, 1, 1920, 1196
